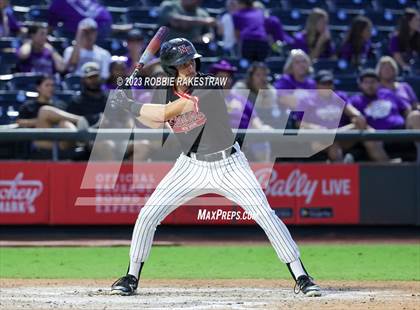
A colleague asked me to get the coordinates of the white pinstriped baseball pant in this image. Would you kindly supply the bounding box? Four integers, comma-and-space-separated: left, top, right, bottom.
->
129, 144, 301, 264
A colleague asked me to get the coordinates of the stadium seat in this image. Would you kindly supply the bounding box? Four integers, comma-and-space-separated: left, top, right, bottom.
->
404, 76, 420, 99
127, 7, 159, 24
7, 73, 46, 92
367, 11, 402, 29
334, 76, 359, 92
287, 0, 328, 10
376, 0, 419, 12
330, 0, 373, 11
107, 6, 128, 24
266, 57, 286, 74
0, 90, 29, 125
0, 37, 21, 49
26, 5, 50, 22
11, 0, 47, 6
10, 5, 29, 22
194, 41, 223, 58
0, 50, 18, 74
201, 0, 227, 9
313, 59, 358, 77
62, 74, 82, 91
48, 37, 70, 55
330, 10, 363, 27
97, 38, 127, 56
270, 9, 308, 27
54, 91, 77, 103
100, 0, 140, 8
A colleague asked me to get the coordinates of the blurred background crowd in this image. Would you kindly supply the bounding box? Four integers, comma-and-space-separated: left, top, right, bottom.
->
0, 0, 419, 163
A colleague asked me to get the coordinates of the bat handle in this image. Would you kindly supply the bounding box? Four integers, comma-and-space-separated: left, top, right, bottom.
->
129, 63, 145, 80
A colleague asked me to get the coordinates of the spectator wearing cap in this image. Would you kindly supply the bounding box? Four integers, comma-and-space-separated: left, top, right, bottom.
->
291, 8, 335, 60
211, 60, 272, 161
232, 0, 270, 61
217, 0, 239, 57
105, 60, 127, 90
65, 62, 106, 118
0, 0, 21, 36
349, 68, 419, 131
48, 0, 112, 38
339, 16, 375, 66
158, 0, 216, 43
17, 22, 66, 75
389, 8, 420, 71
63, 18, 111, 79
377, 56, 419, 110
297, 70, 389, 162
16, 75, 85, 152
125, 28, 145, 75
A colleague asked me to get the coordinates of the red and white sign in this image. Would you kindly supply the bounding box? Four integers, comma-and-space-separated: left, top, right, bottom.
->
0, 163, 49, 224
0, 162, 360, 225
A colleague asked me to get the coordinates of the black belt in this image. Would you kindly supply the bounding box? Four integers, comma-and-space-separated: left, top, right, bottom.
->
187, 145, 237, 162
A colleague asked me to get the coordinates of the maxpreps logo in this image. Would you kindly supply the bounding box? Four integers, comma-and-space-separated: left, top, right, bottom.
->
0, 173, 43, 213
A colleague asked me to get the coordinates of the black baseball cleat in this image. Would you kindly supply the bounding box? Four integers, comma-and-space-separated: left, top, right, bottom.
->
111, 275, 138, 296
294, 275, 322, 297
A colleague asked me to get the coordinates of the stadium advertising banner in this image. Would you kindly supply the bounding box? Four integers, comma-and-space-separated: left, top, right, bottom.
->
0, 162, 359, 225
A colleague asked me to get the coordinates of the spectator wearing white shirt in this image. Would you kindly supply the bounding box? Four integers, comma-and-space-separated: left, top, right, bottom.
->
217, 0, 239, 57
63, 18, 111, 79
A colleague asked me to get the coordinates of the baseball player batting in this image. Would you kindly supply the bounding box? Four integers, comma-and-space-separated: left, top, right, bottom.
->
110, 38, 322, 297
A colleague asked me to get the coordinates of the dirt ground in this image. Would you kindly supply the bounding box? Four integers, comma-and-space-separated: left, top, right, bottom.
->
0, 279, 419, 310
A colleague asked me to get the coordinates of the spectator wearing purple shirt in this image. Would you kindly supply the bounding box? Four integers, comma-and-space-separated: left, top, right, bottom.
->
0, 0, 21, 36
48, 0, 112, 38
274, 49, 316, 109
339, 16, 374, 66
17, 23, 65, 75
349, 69, 419, 130
232, 0, 270, 61
388, 8, 420, 71
377, 56, 419, 110
291, 8, 335, 60
211, 60, 272, 161
297, 70, 389, 162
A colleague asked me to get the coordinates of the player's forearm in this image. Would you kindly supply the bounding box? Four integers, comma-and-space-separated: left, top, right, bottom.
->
135, 115, 164, 129
140, 98, 194, 122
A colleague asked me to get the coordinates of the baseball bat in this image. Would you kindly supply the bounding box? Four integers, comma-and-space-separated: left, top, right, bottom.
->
128, 26, 169, 80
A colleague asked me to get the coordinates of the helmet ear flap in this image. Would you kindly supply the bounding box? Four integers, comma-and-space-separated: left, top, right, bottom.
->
195, 58, 201, 72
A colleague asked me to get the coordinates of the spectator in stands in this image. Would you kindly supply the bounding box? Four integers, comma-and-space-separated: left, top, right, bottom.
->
63, 18, 111, 79
389, 8, 420, 71
211, 60, 272, 161
377, 56, 419, 110
297, 70, 389, 162
350, 69, 420, 131
217, 0, 239, 57
16, 75, 83, 151
105, 60, 127, 90
125, 28, 145, 75
253, 1, 291, 54
339, 16, 374, 66
65, 62, 106, 124
17, 23, 65, 75
232, 0, 270, 61
158, 0, 216, 43
48, 0, 112, 38
232, 62, 277, 109
0, 0, 21, 37
274, 49, 316, 109
291, 8, 335, 60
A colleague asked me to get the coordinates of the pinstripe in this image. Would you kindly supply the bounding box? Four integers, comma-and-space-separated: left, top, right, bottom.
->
131, 157, 210, 262
214, 152, 299, 262
232, 153, 299, 261
137, 162, 209, 261
213, 158, 295, 262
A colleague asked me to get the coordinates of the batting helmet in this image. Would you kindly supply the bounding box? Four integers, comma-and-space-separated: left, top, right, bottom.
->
160, 38, 202, 76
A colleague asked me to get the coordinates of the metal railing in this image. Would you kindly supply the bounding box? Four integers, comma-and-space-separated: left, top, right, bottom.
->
0, 128, 419, 162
